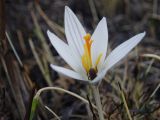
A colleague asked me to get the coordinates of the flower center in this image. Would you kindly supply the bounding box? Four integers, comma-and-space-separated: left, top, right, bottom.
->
81, 33, 102, 80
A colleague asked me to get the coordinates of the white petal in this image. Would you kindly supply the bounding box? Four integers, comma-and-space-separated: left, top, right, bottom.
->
91, 17, 108, 69
91, 32, 146, 85
50, 64, 89, 82
104, 32, 146, 71
47, 30, 81, 72
65, 6, 86, 57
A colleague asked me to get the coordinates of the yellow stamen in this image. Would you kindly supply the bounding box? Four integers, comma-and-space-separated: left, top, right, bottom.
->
82, 54, 89, 72
81, 33, 93, 73
81, 33, 103, 75
95, 53, 103, 70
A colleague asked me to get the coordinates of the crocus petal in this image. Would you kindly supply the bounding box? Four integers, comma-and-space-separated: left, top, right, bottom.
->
50, 64, 89, 82
91, 17, 108, 69
91, 32, 146, 85
65, 6, 86, 57
47, 30, 81, 72
104, 32, 146, 72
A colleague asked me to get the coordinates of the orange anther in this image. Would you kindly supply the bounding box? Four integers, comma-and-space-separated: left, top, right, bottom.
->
83, 33, 91, 41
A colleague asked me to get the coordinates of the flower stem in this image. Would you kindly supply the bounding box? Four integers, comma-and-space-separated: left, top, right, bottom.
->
91, 85, 105, 120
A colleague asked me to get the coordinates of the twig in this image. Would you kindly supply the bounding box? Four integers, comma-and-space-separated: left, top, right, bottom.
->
29, 86, 106, 119
6, 32, 23, 67
144, 59, 154, 76
30, 10, 55, 64
35, 4, 64, 35
17, 30, 27, 55
150, 83, 160, 98
118, 82, 132, 120
29, 38, 52, 86
45, 106, 61, 120
141, 54, 160, 61
0, 56, 25, 119
88, 0, 99, 25
35, 87, 91, 105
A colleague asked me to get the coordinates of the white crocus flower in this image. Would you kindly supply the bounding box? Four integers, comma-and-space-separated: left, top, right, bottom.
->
47, 6, 146, 85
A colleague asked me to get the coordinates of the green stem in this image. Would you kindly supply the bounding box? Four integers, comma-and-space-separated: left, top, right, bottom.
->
91, 85, 105, 120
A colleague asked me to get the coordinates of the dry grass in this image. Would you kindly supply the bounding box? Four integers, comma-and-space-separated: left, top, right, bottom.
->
0, 0, 160, 120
